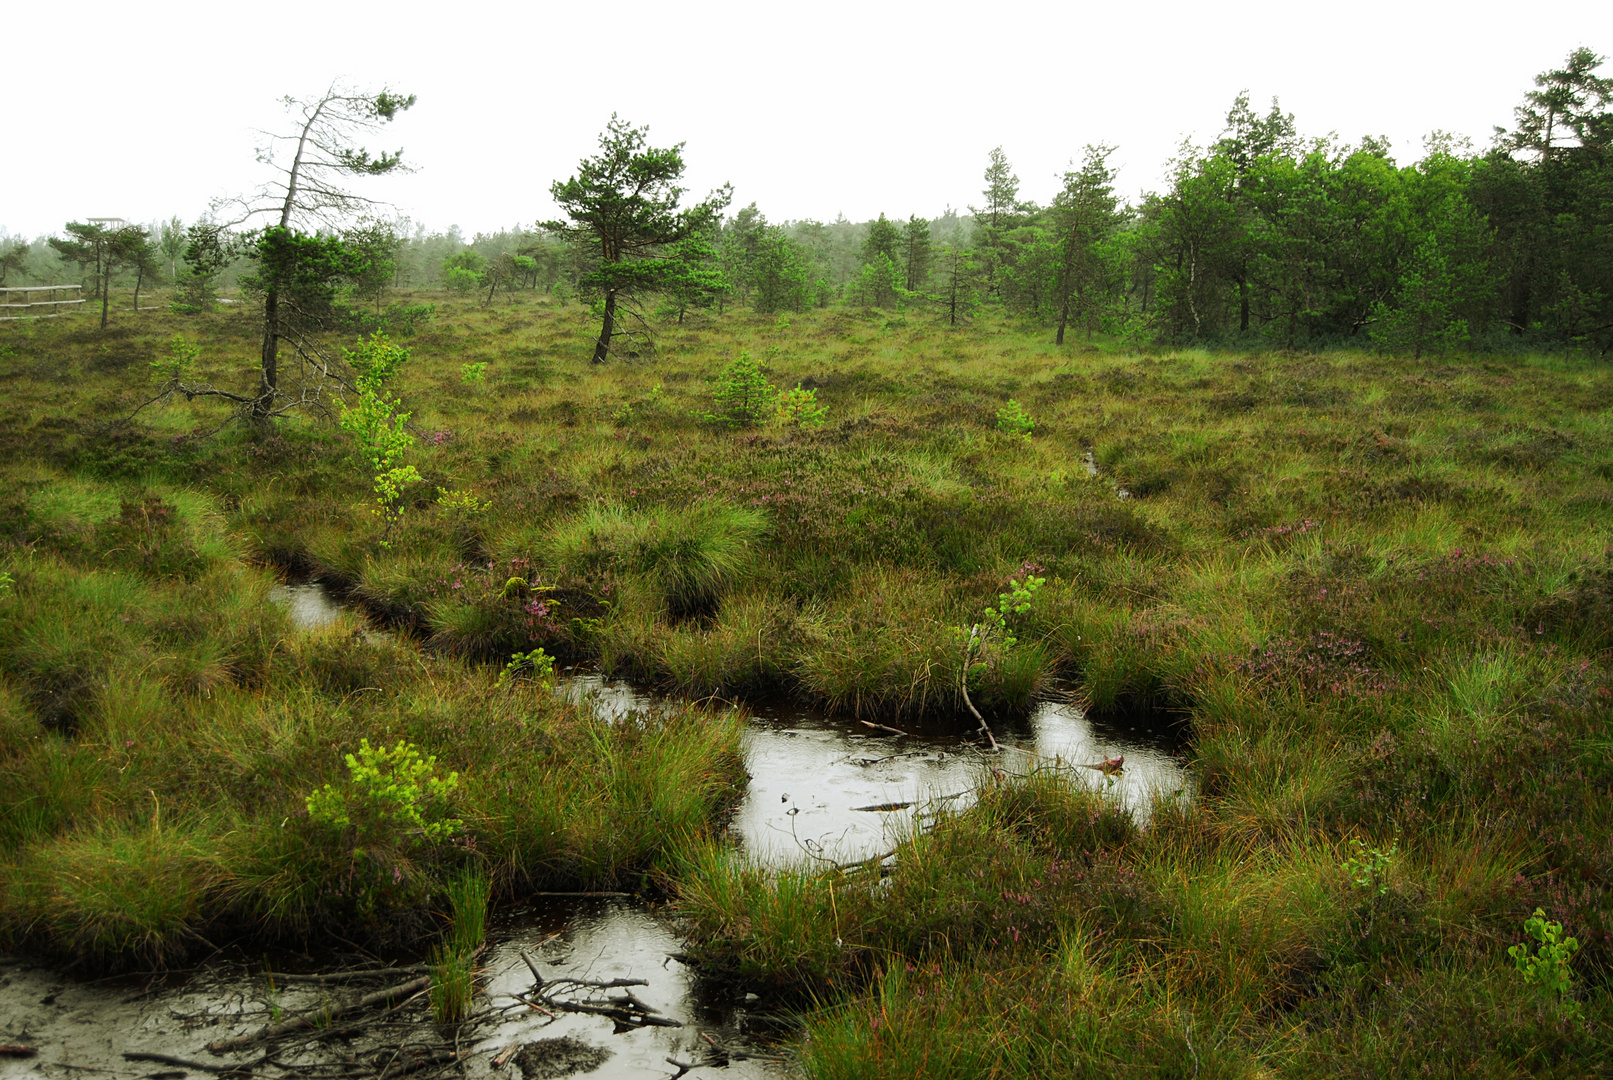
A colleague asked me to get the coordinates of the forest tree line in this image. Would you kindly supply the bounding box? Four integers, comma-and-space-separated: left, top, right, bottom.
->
2, 48, 1609, 356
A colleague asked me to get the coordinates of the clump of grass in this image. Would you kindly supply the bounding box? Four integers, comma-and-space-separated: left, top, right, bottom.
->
547, 502, 766, 616
656, 592, 794, 694
428, 943, 474, 1022
680, 769, 1144, 999
787, 566, 962, 717
444, 868, 490, 955
676, 844, 849, 991
0, 819, 218, 967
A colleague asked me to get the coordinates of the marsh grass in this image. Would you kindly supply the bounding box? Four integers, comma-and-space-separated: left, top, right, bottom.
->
3, 290, 1612, 1070
428, 943, 474, 1023
546, 501, 766, 616
443, 868, 490, 955
0, 461, 745, 963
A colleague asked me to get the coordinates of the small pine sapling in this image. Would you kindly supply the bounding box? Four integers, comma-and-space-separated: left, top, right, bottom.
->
996, 399, 1035, 437
776, 384, 828, 427
436, 487, 491, 516
704, 351, 778, 428
151, 335, 200, 384
305, 738, 462, 843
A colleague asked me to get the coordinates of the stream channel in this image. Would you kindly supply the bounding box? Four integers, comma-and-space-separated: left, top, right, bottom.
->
0, 583, 1188, 1080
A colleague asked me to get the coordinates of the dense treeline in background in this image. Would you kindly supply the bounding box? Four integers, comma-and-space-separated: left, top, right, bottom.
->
4, 49, 1609, 357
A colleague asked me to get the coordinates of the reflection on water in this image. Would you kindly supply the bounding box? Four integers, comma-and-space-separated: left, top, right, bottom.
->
268, 582, 347, 629
270, 582, 390, 645
563, 674, 1190, 866
477, 896, 785, 1076
0, 898, 787, 1078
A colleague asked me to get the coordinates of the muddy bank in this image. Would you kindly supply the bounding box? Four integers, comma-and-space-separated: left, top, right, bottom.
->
0, 895, 786, 1078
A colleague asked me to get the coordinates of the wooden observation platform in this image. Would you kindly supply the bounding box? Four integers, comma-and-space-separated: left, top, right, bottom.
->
0, 285, 84, 321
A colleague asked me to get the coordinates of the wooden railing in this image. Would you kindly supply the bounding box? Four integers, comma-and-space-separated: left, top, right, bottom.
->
0, 285, 85, 321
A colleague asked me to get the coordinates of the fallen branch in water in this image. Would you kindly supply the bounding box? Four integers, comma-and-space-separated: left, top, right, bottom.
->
517, 963, 678, 1031
612, 989, 661, 1014
550, 998, 683, 1027
205, 975, 431, 1053
541, 976, 648, 992
834, 847, 898, 872
519, 890, 634, 899
519, 949, 547, 988
845, 749, 927, 766
265, 964, 427, 984
858, 720, 910, 737
510, 991, 557, 1017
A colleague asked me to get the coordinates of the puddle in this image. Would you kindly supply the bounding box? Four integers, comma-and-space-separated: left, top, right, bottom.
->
270, 581, 391, 645
0, 900, 786, 1077
0, 583, 1187, 1074
269, 582, 348, 629
564, 675, 1188, 867
475, 897, 784, 1074
274, 579, 1190, 865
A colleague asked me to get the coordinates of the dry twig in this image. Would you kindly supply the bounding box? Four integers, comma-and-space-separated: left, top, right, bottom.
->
205, 975, 431, 1053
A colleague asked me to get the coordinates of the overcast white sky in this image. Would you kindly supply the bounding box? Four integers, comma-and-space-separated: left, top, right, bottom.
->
4, 0, 1609, 239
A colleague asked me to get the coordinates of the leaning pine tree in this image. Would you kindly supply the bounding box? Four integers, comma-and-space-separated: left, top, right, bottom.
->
222, 82, 415, 416
546, 116, 732, 363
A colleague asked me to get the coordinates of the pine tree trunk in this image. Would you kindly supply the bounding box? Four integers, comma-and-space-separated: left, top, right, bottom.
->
1056, 293, 1070, 345
592, 290, 617, 364
259, 288, 280, 409
1510, 268, 1531, 336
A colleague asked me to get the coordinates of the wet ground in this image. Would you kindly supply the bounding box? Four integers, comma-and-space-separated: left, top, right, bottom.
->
0, 897, 783, 1079
0, 583, 1186, 1078
566, 674, 1187, 867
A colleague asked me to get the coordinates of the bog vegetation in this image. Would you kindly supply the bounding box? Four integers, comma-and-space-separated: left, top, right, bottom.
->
2, 50, 1612, 1076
